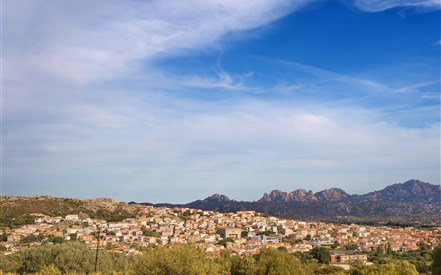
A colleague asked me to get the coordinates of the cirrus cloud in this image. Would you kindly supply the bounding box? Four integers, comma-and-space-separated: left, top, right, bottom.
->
3, 0, 311, 84
353, 0, 441, 12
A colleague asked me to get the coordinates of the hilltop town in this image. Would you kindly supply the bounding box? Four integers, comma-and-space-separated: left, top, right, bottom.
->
2, 201, 440, 270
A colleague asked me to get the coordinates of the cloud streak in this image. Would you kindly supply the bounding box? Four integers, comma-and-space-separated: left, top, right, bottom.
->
4, 0, 310, 84
353, 0, 441, 12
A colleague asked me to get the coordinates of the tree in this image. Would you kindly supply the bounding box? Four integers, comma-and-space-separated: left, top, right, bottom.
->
432, 245, 441, 275
20, 234, 42, 244
36, 264, 61, 275
0, 233, 7, 242
331, 241, 339, 249
183, 209, 192, 216
345, 244, 359, 250
51, 236, 64, 244
350, 261, 418, 275
350, 265, 376, 275
377, 261, 418, 275
0, 252, 24, 273
132, 245, 225, 275
231, 254, 257, 275
277, 246, 287, 252
68, 233, 77, 241
320, 265, 346, 275
8, 241, 130, 274
376, 244, 384, 256
218, 238, 234, 246
256, 231, 272, 236
19, 241, 95, 273
256, 247, 311, 275
394, 261, 418, 275
47, 235, 64, 244
293, 252, 313, 264
385, 242, 392, 255
311, 246, 330, 264
215, 250, 232, 274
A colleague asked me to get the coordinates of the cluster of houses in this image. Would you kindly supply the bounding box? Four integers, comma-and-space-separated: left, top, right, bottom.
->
1, 205, 440, 269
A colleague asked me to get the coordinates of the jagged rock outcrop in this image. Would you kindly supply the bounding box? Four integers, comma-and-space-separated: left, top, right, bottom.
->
315, 188, 350, 202
259, 188, 350, 203
259, 189, 318, 202
292, 189, 317, 201
260, 190, 290, 202
203, 194, 232, 202
257, 180, 440, 204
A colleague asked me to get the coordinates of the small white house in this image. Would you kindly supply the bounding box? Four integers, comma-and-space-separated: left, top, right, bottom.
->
65, 215, 80, 221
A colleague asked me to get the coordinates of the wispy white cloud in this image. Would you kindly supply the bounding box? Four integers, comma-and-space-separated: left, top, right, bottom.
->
182, 66, 255, 91
4, 0, 310, 85
270, 58, 439, 97
393, 79, 440, 93
353, 0, 441, 12
182, 75, 245, 90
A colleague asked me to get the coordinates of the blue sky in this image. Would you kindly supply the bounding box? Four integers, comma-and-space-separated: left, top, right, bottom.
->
3, 0, 440, 203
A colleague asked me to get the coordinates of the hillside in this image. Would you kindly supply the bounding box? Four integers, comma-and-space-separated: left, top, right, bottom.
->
0, 196, 140, 228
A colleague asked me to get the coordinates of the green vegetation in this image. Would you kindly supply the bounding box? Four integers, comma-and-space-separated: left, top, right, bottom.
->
35, 264, 61, 275
142, 230, 161, 237
133, 245, 225, 275
367, 247, 433, 273
433, 245, 441, 275
19, 234, 44, 245
46, 235, 65, 244
0, 241, 130, 274
90, 207, 134, 222
0, 197, 138, 228
218, 237, 234, 246
0, 213, 35, 228
311, 246, 330, 264
253, 247, 312, 274
0, 197, 81, 228
351, 260, 418, 275
255, 231, 272, 236
1, 242, 435, 275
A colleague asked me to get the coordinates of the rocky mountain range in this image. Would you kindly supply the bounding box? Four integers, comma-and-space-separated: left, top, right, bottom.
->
207, 180, 440, 204
139, 180, 441, 225
258, 187, 351, 203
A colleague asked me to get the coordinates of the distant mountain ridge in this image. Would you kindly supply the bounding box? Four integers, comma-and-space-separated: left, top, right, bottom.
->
258, 187, 351, 203
202, 179, 440, 204
203, 194, 233, 202
360, 179, 441, 203
140, 179, 441, 225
